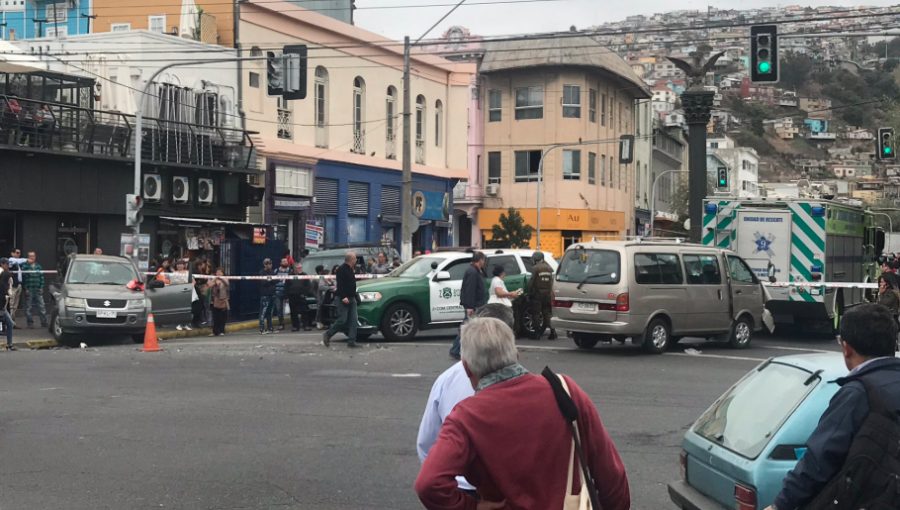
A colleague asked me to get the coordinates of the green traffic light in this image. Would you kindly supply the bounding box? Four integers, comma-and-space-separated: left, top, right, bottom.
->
886, 147, 893, 155
719, 180, 726, 185
758, 61, 771, 73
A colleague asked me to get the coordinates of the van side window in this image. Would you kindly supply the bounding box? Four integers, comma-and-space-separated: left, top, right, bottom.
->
683, 255, 722, 285
727, 256, 757, 283
634, 253, 684, 285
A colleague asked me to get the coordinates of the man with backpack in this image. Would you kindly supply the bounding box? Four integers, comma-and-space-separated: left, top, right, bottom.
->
765, 303, 900, 510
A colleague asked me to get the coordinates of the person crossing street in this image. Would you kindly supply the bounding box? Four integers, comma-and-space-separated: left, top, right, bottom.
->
527, 251, 558, 340
323, 252, 359, 348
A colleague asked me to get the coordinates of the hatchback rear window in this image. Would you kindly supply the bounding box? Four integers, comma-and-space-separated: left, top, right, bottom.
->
693, 363, 818, 459
557, 249, 620, 285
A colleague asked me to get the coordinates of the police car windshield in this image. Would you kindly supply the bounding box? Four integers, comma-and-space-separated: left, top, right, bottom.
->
67, 260, 139, 285
393, 257, 444, 278
557, 249, 621, 285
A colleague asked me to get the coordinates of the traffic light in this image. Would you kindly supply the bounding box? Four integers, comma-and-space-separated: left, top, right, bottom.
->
879, 127, 896, 160
717, 167, 728, 189
750, 25, 779, 83
126, 194, 143, 228
266, 51, 283, 97
282, 45, 308, 101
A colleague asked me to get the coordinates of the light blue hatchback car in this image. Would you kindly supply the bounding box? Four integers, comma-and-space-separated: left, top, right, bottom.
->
668, 353, 849, 510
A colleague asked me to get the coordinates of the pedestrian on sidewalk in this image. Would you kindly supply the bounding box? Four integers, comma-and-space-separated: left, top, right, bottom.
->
415, 316, 631, 510
7, 248, 25, 329
274, 257, 291, 330
285, 262, 312, 332
259, 258, 277, 334
192, 259, 209, 329
449, 251, 486, 360
174, 260, 193, 331
323, 252, 359, 348
22, 251, 47, 329
0, 258, 16, 350
209, 268, 229, 337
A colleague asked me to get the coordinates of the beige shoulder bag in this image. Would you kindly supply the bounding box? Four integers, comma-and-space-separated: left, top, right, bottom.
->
561, 374, 592, 510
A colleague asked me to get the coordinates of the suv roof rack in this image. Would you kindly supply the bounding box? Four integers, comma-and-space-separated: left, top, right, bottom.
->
632, 237, 688, 244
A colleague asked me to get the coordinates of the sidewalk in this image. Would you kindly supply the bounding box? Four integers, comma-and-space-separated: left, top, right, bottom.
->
8, 317, 301, 349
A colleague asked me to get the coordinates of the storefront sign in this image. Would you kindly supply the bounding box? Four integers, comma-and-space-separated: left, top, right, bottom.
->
253, 227, 267, 245
306, 221, 323, 252
274, 198, 311, 210
411, 190, 450, 221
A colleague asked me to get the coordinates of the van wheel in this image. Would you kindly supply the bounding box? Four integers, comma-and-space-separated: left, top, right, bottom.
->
380, 303, 419, 342
573, 334, 599, 350
729, 316, 753, 349
643, 318, 670, 354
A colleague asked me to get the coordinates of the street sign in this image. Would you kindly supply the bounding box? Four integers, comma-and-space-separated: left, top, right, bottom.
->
619, 135, 634, 164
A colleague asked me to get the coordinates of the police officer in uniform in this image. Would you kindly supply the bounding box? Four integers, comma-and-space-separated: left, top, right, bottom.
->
526, 251, 557, 340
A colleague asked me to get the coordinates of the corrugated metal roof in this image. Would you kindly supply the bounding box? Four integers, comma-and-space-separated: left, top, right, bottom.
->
479, 36, 650, 98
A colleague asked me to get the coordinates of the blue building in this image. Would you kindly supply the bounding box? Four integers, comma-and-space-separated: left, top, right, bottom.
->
804, 119, 829, 133
1, 0, 91, 40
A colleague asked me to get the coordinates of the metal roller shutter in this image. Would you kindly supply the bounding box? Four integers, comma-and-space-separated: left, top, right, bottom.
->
381, 186, 401, 217
315, 178, 338, 215
348, 182, 369, 216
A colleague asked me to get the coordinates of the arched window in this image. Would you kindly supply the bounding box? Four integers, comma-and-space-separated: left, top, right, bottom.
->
434, 99, 443, 148
386, 86, 397, 159
352, 77, 366, 154
249, 46, 262, 57
415, 95, 426, 163
314, 66, 329, 148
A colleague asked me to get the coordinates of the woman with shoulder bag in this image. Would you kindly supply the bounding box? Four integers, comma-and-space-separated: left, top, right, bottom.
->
210, 267, 230, 337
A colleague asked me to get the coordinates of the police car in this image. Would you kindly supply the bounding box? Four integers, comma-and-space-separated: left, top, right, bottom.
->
323, 250, 557, 342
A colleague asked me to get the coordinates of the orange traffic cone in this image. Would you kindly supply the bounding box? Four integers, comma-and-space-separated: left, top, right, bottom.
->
141, 314, 162, 353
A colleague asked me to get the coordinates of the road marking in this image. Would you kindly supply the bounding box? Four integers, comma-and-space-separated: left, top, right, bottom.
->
391, 373, 422, 378
759, 345, 834, 354
666, 352, 766, 362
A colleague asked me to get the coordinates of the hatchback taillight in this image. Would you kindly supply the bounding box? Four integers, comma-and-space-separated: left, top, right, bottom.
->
616, 293, 629, 312
734, 484, 757, 510
552, 300, 573, 308
679, 451, 688, 481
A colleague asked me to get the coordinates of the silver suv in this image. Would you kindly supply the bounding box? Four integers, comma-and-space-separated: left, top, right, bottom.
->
50, 254, 192, 344
551, 240, 774, 354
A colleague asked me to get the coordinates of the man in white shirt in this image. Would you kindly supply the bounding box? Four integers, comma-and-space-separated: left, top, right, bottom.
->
416, 303, 515, 497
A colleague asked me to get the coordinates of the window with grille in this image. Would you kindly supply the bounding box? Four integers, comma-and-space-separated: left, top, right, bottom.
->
381, 186, 401, 217
348, 182, 369, 216
315, 179, 338, 215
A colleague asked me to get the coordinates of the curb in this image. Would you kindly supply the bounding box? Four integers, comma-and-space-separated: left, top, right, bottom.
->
11, 318, 299, 349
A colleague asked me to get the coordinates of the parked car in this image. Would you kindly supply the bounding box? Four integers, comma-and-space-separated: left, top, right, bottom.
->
49, 254, 192, 344
668, 353, 849, 510
551, 239, 774, 354
321, 249, 557, 341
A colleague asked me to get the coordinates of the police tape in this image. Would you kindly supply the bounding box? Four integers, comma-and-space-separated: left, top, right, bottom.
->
764, 281, 879, 289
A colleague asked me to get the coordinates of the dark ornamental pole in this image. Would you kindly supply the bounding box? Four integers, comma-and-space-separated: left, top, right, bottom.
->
681, 90, 714, 244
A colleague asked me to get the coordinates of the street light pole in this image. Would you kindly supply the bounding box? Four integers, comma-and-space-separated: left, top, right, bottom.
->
649, 169, 688, 236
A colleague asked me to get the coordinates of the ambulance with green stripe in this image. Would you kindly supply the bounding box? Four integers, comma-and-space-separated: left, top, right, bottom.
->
702, 198, 883, 332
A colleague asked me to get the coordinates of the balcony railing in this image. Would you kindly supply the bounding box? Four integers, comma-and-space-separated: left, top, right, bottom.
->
415, 139, 425, 164
0, 95, 256, 170
352, 129, 365, 154
386, 133, 396, 160
277, 108, 292, 140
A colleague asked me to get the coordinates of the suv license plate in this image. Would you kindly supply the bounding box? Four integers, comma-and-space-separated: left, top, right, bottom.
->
96, 310, 118, 318
572, 302, 598, 313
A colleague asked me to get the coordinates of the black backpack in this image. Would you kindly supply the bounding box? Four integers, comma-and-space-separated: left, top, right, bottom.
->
803, 379, 900, 510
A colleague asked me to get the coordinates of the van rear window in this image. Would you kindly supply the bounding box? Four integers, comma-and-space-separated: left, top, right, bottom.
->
558, 250, 620, 285
693, 363, 818, 459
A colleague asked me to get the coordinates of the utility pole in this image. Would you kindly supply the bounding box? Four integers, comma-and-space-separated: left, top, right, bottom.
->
401, 0, 467, 261
401, 36, 413, 262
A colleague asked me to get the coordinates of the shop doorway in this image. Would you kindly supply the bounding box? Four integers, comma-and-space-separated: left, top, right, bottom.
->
562, 231, 583, 252
57, 216, 92, 266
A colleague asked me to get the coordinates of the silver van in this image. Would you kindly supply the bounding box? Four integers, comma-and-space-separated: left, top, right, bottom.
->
551, 240, 773, 354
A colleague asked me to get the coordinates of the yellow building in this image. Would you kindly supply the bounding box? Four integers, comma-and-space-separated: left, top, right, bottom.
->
476, 37, 651, 257
92, 0, 231, 46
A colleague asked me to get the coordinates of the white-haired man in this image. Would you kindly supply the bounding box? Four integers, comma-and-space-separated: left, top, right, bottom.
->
416, 304, 515, 499
323, 252, 360, 348
415, 317, 630, 510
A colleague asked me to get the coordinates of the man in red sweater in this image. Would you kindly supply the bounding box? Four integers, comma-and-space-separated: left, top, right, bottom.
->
414, 317, 630, 510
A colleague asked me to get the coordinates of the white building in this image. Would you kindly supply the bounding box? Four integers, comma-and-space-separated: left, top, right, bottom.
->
707, 135, 759, 197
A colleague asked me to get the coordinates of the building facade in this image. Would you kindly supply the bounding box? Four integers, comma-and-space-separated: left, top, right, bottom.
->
634, 99, 653, 236
91, 0, 231, 46
240, 0, 470, 254
476, 37, 651, 256
651, 123, 687, 234
707, 135, 760, 197
0, 0, 91, 40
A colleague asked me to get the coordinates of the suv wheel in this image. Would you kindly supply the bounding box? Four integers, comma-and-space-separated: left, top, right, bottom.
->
50, 311, 69, 344
381, 303, 419, 342
643, 318, 670, 354
729, 316, 753, 349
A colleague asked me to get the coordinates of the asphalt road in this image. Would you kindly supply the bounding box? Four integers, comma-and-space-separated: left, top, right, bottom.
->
0, 328, 841, 510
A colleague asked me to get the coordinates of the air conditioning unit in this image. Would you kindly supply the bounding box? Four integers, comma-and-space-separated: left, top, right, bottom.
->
198, 178, 214, 205
143, 174, 162, 202
173, 176, 190, 204
486, 184, 499, 196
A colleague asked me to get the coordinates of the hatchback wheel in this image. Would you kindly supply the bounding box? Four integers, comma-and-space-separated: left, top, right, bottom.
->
380, 303, 419, 342
643, 318, 670, 354
729, 316, 753, 349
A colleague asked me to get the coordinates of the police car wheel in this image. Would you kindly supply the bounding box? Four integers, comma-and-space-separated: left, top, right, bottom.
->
381, 303, 419, 342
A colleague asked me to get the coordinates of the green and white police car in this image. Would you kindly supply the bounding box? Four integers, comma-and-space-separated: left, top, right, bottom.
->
325, 249, 557, 342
